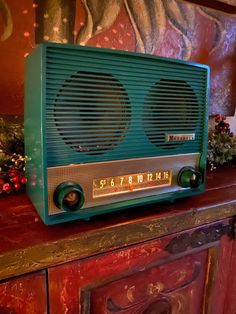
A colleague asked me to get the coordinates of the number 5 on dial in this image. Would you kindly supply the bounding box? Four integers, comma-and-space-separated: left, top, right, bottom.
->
99, 179, 106, 188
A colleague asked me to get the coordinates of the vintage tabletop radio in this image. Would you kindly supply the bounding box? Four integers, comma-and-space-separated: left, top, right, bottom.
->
25, 43, 209, 225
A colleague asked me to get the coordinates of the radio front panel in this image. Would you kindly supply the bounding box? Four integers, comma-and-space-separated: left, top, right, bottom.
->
25, 43, 209, 225
47, 153, 200, 215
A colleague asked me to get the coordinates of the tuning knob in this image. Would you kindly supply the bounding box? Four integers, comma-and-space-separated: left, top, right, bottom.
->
177, 167, 202, 188
53, 182, 84, 212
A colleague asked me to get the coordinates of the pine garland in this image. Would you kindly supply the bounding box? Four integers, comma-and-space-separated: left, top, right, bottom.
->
0, 118, 27, 194
207, 114, 236, 171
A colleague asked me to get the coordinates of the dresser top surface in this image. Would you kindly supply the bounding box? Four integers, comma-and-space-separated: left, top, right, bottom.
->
0, 166, 236, 280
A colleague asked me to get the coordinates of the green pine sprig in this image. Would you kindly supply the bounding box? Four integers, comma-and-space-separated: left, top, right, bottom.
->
207, 114, 236, 170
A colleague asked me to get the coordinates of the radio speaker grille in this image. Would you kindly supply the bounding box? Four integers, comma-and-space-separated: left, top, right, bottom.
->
44, 45, 208, 166
54, 72, 131, 155
144, 79, 201, 150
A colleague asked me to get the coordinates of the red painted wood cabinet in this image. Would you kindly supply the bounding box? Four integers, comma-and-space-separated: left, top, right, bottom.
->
48, 221, 234, 314
1, 168, 236, 313
0, 271, 47, 314
0, 219, 235, 314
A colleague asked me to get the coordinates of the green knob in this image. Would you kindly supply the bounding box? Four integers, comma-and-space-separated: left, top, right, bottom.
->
178, 167, 202, 188
53, 182, 84, 212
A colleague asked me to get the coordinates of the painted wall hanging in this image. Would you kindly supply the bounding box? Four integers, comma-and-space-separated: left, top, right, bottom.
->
0, 0, 235, 115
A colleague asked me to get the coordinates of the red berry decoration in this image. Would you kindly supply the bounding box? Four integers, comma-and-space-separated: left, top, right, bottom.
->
14, 182, 21, 190
0, 179, 5, 192
0, 118, 26, 193
11, 175, 20, 183
8, 169, 18, 177
21, 177, 27, 184
214, 114, 233, 136
3, 183, 11, 193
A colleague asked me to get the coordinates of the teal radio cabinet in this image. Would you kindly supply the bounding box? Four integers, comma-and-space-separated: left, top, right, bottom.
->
25, 43, 209, 224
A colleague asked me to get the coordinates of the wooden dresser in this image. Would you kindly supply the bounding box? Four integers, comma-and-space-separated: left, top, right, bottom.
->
0, 167, 236, 314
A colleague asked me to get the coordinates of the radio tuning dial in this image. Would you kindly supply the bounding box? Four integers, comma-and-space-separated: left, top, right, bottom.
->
177, 167, 202, 188
53, 182, 84, 212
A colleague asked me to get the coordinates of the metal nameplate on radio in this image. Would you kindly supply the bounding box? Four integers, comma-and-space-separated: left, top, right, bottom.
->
47, 153, 200, 215
93, 170, 172, 198
166, 133, 195, 142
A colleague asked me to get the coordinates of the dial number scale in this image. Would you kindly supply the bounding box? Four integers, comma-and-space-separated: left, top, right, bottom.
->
93, 170, 172, 198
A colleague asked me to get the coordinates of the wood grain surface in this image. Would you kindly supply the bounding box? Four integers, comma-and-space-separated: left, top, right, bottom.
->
223, 240, 236, 313
0, 167, 236, 280
0, 271, 47, 314
48, 222, 229, 314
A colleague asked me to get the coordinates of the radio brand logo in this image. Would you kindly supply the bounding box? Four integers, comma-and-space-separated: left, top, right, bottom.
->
166, 134, 195, 142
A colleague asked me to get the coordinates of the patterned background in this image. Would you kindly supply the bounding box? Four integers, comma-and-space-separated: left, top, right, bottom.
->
0, 0, 236, 116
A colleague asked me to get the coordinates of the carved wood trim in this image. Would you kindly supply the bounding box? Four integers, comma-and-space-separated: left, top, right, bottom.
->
79, 220, 235, 314
107, 296, 173, 314
81, 261, 201, 314
105, 262, 200, 312
0, 307, 15, 314
165, 222, 233, 254
143, 298, 172, 314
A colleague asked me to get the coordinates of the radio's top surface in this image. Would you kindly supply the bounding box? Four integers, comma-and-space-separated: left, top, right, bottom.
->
32, 42, 210, 70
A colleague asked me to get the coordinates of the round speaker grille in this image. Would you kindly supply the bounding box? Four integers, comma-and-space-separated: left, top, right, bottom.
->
143, 79, 199, 150
54, 72, 131, 155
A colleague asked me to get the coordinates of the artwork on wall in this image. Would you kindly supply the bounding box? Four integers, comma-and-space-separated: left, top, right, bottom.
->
0, 0, 235, 116
0, 0, 12, 41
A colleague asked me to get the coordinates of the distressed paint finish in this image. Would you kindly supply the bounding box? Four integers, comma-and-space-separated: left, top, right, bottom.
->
47, 221, 227, 314
205, 235, 234, 314
0, 168, 236, 281
223, 240, 236, 313
88, 254, 206, 314
0, 271, 47, 314
0, 172, 234, 312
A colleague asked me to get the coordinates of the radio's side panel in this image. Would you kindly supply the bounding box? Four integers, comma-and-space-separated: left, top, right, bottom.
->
24, 45, 48, 223
199, 67, 210, 192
